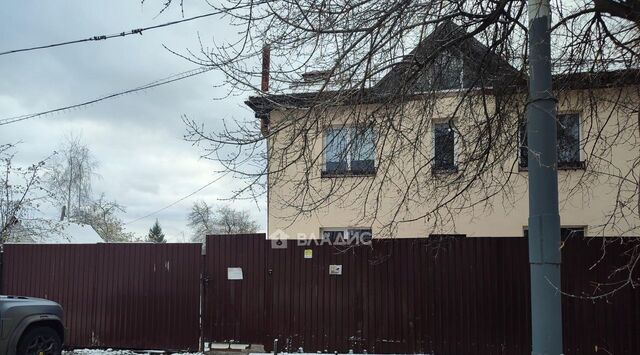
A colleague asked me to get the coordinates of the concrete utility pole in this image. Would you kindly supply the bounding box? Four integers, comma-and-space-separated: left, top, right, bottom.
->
527, 0, 563, 354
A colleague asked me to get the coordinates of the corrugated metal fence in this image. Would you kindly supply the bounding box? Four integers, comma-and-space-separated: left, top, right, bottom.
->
262, 237, 530, 354
1, 235, 639, 354
202, 233, 268, 345
203, 234, 640, 355
1, 243, 201, 352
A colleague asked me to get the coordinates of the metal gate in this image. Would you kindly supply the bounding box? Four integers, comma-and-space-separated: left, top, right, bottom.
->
201, 233, 268, 346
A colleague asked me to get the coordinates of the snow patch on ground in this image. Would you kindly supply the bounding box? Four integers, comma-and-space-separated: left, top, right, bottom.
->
63, 350, 202, 355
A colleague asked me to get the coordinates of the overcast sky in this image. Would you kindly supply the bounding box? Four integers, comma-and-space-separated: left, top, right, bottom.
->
0, 1, 266, 241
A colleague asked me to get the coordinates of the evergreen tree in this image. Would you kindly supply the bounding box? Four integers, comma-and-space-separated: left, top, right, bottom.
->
147, 219, 166, 243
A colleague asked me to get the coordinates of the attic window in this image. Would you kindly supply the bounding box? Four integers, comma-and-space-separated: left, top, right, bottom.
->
429, 51, 464, 90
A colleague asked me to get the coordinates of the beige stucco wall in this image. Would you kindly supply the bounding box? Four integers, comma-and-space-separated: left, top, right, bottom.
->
266, 87, 639, 239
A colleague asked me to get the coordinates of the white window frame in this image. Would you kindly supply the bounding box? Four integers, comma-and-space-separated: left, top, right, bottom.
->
321, 227, 373, 242
323, 125, 376, 173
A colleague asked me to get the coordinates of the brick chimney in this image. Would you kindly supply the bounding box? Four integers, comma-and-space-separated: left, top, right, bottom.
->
261, 45, 270, 92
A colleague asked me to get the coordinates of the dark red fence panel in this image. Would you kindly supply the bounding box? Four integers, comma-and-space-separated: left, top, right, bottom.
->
562, 236, 640, 355
3, 235, 639, 354
263, 237, 532, 355
1, 244, 99, 347
202, 235, 639, 355
1, 243, 201, 352
202, 234, 267, 345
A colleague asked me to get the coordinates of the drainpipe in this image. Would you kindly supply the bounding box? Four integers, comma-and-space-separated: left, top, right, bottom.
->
527, 1, 563, 354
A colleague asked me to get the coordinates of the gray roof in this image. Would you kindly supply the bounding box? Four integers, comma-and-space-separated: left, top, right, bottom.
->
246, 21, 638, 113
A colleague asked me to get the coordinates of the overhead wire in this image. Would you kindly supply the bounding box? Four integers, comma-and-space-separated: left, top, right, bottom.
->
124, 173, 228, 225
0, 66, 213, 126
0, 10, 235, 225
0, 11, 220, 57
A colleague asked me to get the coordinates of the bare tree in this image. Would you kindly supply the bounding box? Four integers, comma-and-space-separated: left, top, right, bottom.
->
187, 201, 259, 241
158, 0, 638, 293
0, 144, 61, 244
47, 134, 98, 219
213, 205, 259, 234
187, 200, 215, 240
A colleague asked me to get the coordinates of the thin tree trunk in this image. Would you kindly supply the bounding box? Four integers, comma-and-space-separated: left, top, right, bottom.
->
67, 155, 73, 218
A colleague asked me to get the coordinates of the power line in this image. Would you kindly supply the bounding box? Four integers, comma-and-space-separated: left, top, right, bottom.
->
0, 11, 220, 57
0, 66, 213, 126
125, 173, 228, 225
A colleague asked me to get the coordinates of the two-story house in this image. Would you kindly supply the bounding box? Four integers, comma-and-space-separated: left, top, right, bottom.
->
247, 22, 639, 242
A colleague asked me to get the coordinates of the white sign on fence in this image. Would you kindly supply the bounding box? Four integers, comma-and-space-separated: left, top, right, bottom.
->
227, 267, 243, 280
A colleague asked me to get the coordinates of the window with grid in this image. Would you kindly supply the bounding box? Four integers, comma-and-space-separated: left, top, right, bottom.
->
324, 127, 375, 175
420, 51, 464, 90
519, 113, 582, 169
433, 122, 456, 172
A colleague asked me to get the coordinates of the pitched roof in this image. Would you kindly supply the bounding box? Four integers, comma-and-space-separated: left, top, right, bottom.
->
246, 21, 638, 113
374, 20, 522, 93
